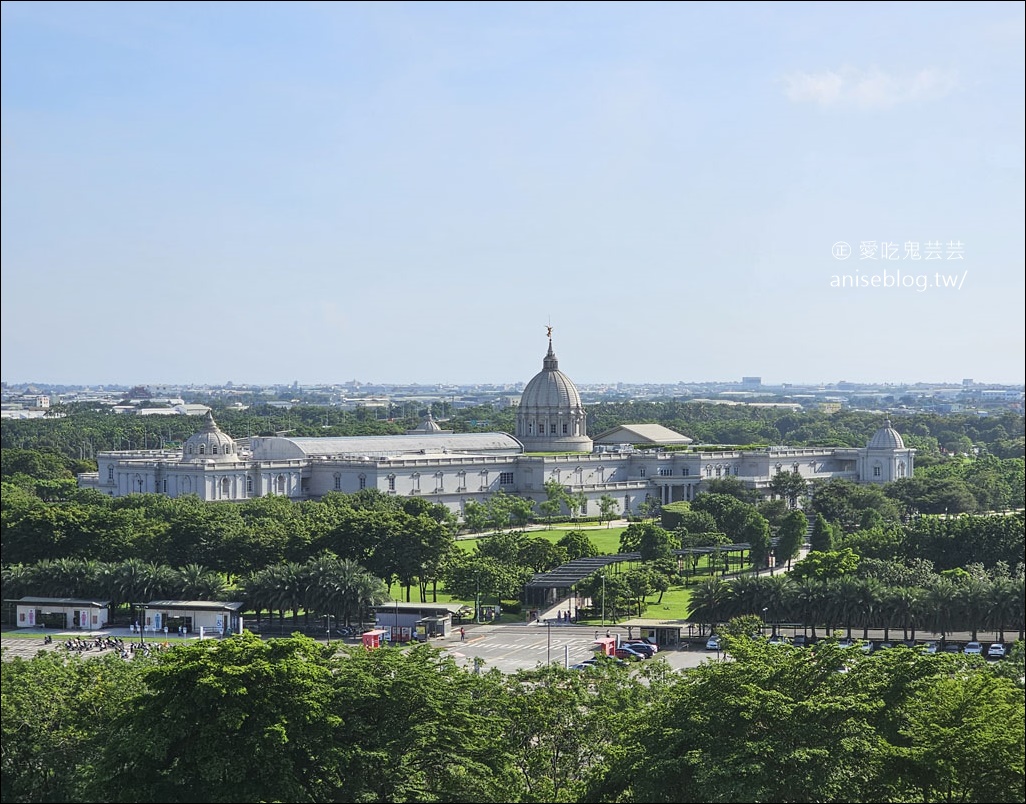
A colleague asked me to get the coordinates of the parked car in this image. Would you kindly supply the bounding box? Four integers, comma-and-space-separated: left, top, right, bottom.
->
919, 641, 939, 654
621, 641, 657, 658
987, 643, 1006, 659
876, 642, 894, 651
706, 635, 721, 651
575, 656, 628, 669
837, 638, 856, 649
615, 645, 646, 662
624, 639, 658, 653
963, 641, 983, 655
792, 635, 808, 647
943, 643, 962, 653
767, 635, 790, 646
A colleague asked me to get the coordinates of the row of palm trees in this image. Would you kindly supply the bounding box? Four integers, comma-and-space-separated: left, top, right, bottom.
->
2, 558, 227, 611
687, 573, 1026, 642
2, 556, 390, 629
242, 556, 389, 627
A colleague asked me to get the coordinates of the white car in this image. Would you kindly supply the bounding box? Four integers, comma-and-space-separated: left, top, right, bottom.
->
987, 643, 1006, 659
963, 641, 983, 655
706, 635, 721, 651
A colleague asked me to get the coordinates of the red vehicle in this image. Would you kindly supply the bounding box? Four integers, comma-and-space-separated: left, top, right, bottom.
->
592, 637, 617, 657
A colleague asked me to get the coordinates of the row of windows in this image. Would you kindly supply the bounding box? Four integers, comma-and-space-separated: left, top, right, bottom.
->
373, 470, 516, 494
185, 443, 233, 456
640, 465, 738, 479
524, 421, 578, 436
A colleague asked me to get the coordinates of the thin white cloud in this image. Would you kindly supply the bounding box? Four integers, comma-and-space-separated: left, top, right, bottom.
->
783, 67, 958, 109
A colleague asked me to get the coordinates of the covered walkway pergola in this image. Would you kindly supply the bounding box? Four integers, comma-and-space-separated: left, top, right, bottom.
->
522, 542, 762, 610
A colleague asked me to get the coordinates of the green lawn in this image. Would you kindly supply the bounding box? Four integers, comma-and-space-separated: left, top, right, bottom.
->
456, 525, 627, 555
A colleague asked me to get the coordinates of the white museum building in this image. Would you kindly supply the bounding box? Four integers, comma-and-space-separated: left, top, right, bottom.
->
78, 336, 914, 516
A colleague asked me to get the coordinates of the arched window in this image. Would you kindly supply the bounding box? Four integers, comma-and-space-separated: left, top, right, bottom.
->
212, 445, 218, 455
276, 474, 286, 494
898, 461, 906, 478
359, 474, 367, 490
221, 477, 231, 498
199, 444, 205, 455
108, 465, 114, 480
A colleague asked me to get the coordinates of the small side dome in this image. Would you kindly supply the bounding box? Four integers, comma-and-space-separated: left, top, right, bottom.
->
181, 411, 238, 462
868, 419, 905, 450
408, 412, 443, 433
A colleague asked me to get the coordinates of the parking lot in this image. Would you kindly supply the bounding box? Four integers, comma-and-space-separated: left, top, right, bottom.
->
3, 625, 1014, 673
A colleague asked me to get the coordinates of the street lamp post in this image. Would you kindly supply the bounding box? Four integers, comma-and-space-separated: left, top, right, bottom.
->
601, 573, 606, 627
762, 607, 769, 638
326, 614, 333, 646
547, 620, 552, 665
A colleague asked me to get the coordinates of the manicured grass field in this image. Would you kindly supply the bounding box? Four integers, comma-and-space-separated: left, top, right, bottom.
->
456, 524, 627, 555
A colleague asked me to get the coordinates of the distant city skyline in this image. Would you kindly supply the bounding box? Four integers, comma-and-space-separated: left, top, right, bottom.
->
3, 2, 1024, 386
3, 374, 1022, 393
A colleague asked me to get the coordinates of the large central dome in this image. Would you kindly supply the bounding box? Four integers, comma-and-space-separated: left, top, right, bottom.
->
516, 334, 592, 453
521, 341, 584, 409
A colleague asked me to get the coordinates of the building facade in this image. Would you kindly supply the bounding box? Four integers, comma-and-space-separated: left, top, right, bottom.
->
78, 336, 914, 516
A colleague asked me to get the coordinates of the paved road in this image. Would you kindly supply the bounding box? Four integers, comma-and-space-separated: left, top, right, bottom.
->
2, 624, 721, 673
433, 622, 717, 673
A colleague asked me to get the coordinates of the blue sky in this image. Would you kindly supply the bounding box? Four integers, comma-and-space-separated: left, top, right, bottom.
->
2, 1, 1023, 386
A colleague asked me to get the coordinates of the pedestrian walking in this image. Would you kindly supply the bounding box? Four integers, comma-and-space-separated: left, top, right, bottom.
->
460, 627, 466, 642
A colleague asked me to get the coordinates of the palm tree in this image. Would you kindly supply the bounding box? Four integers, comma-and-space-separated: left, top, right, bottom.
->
888, 586, 921, 641
855, 578, 884, 641
922, 579, 959, 642
0, 564, 33, 602
792, 579, 827, 640
175, 564, 227, 600
956, 579, 991, 642
984, 577, 1018, 643
722, 575, 763, 620
759, 575, 792, 637
115, 559, 157, 607
265, 562, 306, 627
239, 568, 275, 626
688, 578, 728, 632
33, 558, 92, 598
826, 577, 863, 640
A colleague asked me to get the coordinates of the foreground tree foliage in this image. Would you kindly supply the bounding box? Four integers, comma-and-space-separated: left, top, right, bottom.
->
2, 634, 1022, 804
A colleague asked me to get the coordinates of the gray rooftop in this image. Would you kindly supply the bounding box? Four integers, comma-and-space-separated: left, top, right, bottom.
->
250, 433, 523, 460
